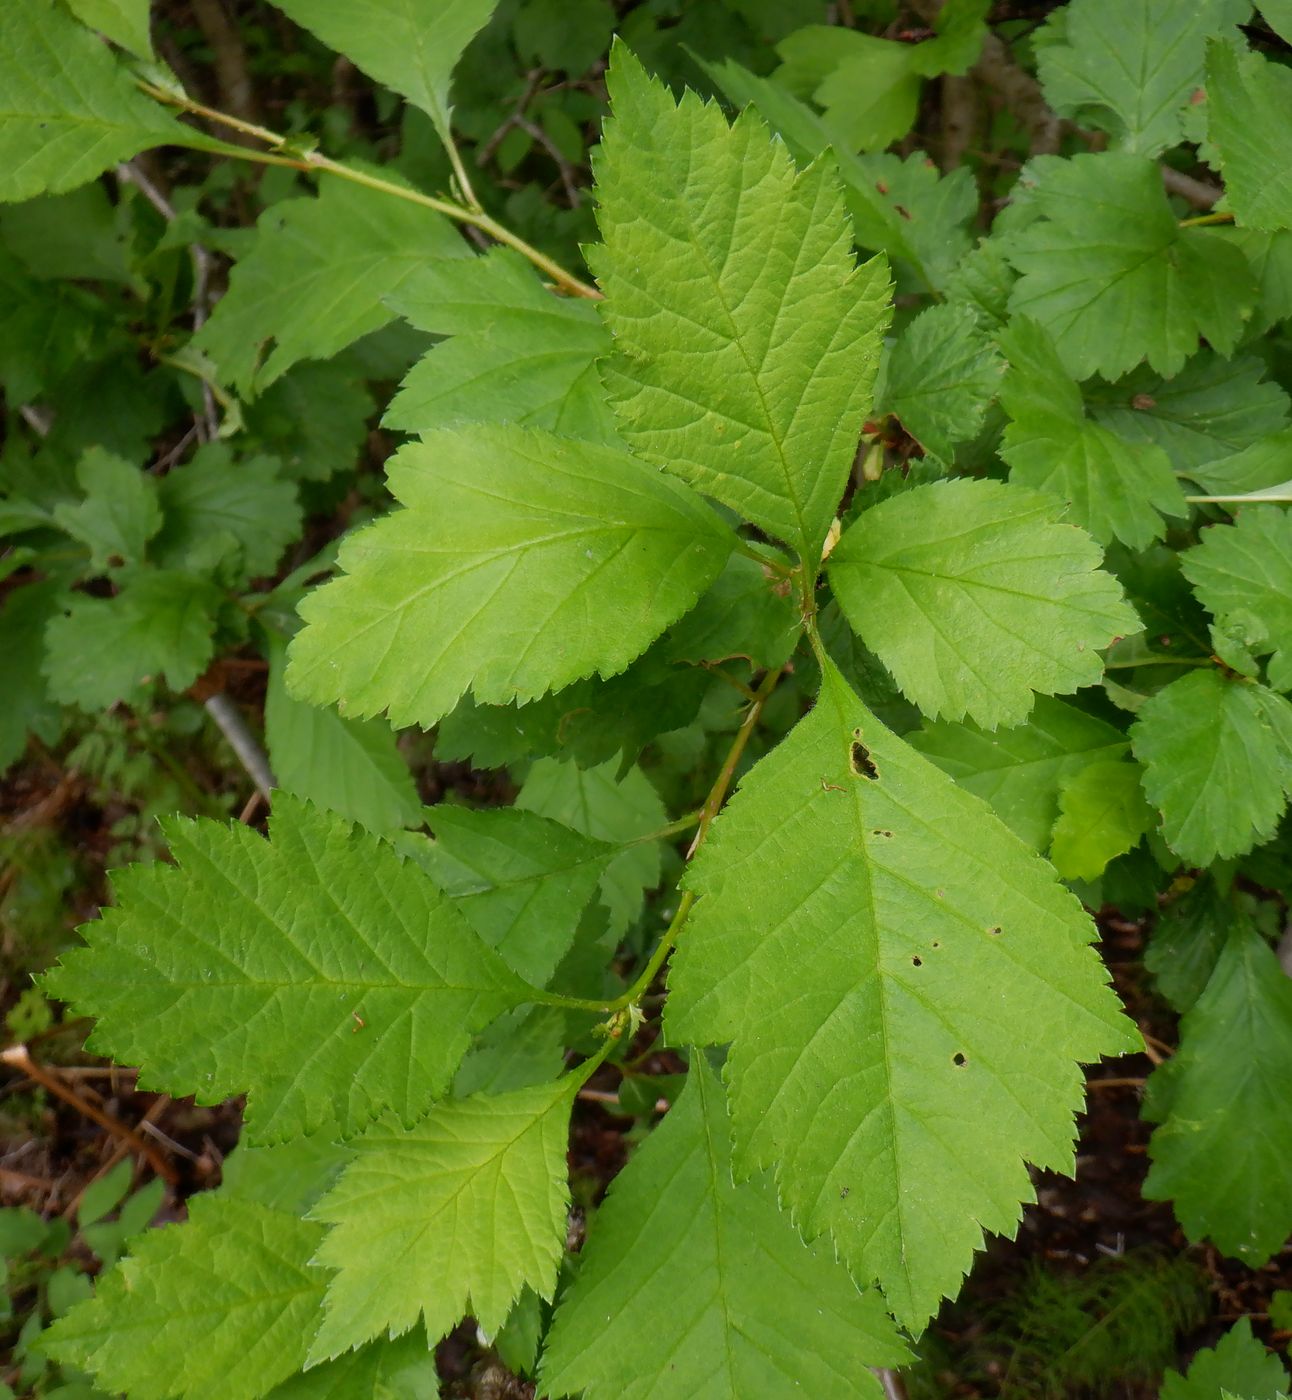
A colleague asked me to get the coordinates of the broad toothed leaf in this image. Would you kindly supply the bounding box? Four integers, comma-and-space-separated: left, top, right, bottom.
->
51, 447, 161, 571
1208, 40, 1292, 233
308, 1076, 577, 1361
590, 44, 892, 563
1049, 759, 1154, 881
42, 1196, 326, 1400
42, 795, 532, 1141
267, 1333, 440, 1399
270, 0, 498, 146
287, 424, 732, 730
666, 660, 1137, 1327
1144, 911, 1292, 1264
540, 1056, 908, 1400
1130, 670, 1292, 864
829, 478, 1138, 728
1161, 1318, 1291, 1400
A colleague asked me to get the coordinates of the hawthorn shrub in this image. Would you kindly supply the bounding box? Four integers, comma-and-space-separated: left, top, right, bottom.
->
3, 0, 1292, 1396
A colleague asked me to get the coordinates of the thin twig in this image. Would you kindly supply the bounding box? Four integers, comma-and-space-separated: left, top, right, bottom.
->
2, 1045, 178, 1186
203, 691, 275, 802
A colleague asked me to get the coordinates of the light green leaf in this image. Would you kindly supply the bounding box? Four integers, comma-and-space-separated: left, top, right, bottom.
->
267, 1333, 440, 1399
541, 1056, 907, 1400
194, 176, 468, 395
42, 569, 222, 710
1208, 40, 1292, 232
0, 580, 66, 772
1130, 670, 1292, 863
309, 1074, 576, 1361
829, 478, 1139, 728
270, 0, 498, 144
51, 448, 161, 571
666, 660, 1137, 1327
590, 45, 892, 564
42, 1196, 326, 1400
1182, 508, 1292, 691
64, 0, 154, 57
263, 632, 422, 834
516, 758, 665, 939
0, 1, 188, 203
42, 796, 532, 1141
1004, 153, 1257, 379
911, 697, 1129, 851
1181, 430, 1292, 502
1049, 759, 1153, 880
1162, 1318, 1290, 1400
1144, 914, 1292, 1264
287, 424, 733, 731
383, 249, 616, 443
876, 303, 1004, 462
998, 318, 1188, 549
1086, 353, 1290, 475
1035, 0, 1247, 156
419, 806, 614, 985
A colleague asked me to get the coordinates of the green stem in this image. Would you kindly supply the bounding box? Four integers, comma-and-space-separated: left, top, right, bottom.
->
622, 811, 703, 848
1102, 656, 1213, 670
1178, 210, 1235, 228
135, 80, 601, 300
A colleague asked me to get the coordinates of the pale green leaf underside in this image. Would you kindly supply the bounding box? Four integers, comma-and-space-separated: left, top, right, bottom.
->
42, 796, 531, 1142
1049, 759, 1153, 881
383, 249, 616, 444
1004, 153, 1255, 380
1145, 917, 1292, 1264
420, 805, 614, 986
263, 633, 423, 835
590, 44, 892, 563
541, 1057, 908, 1400
65, 0, 154, 57
1182, 508, 1292, 692
43, 1196, 326, 1400
1208, 41, 1292, 233
0, 1, 187, 203
270, 0, 497, 140
1130, 670, 1292, 864
830, 478, 1138, 729
911, 696, 1129, 851
287, 424, 733, 731
666, 660, 1137, 1327
194, 177, 468, 395
1035, 0, 1246, 156
309, 1076, 575, 1361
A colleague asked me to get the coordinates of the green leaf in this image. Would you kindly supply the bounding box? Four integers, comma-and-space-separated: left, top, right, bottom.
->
666, 660, 1137, 1327
194, 176, 468, 395
1144, 914, 1292, 1264
42, 1196, 326, 1400
1208, 40, 1292, 232
308, 1074, 577, 1360
244, 362, 376, 482
263, 632, 422, 834
50, 449, 160, 571
384, 249, 616, 443
1162, 1318, 1289, 1400
287, 424, 733, 730
42, 795, 532, 1141
1035, 0, 1246, 156
0, 1, 188, 203
1004, 153, 1257, 379
1086, 353, 1290, 475
829, 478, 1139, 728
0, 580, 66, 771
591, 45, 892, 564
998, 318, 1188, 549
910, 696, 1129, 850
270, 0, 498, 145
1131, 670, 1292, 863
64, 0, 154, 57
1182, 509, 1292, 691
1049, 759, 1153, 881
1145, 878, 1231, 1014
1177, 430, 1292, 501
540, 1057, 908, 1400
267, 1333, 440, 1399
661, 549, 802, 670
875, 303, 1004, 462
42, 569, 222, 710
419, 806, 614, 985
